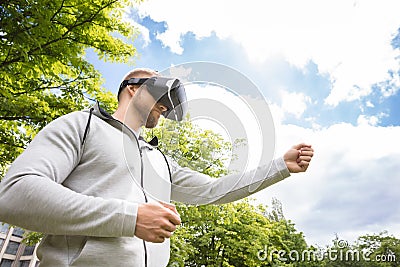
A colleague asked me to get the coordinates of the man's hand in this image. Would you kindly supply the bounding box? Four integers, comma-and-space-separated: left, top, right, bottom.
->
135, 201, 181, 243
283, 143, 314, 173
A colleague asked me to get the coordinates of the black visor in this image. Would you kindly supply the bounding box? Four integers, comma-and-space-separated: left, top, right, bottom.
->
118, 76, 187, 121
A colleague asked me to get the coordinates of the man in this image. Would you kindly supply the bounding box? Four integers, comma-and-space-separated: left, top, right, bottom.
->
0, 68, 314, 266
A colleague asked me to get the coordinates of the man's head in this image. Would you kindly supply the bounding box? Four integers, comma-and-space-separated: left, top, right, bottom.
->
117, 68, 187, 128
118, 68, 158, 101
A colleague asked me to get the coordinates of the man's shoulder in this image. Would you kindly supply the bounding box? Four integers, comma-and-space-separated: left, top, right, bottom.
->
44, 110, 91, 132
53, 108, 113, 136
61, 109, 90, 120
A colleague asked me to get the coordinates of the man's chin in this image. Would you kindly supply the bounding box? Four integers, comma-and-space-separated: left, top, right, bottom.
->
145, 124, 157, 129
145, 118, 159, 128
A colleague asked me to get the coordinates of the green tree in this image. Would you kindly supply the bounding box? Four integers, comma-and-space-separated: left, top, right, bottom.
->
0, 0, 138, 177
145, 116, 234, 177
356, 231, 400, 267
318, 232, 400, 267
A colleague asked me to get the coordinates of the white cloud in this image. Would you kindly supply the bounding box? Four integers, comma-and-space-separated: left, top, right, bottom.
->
366, 101, 374, 108
135, 0, 400, 106
377, 71, 400, 98
281, 91, 311, 118
357, 114, 379, 126
157, 30, 183, 54
255, 122, 400, 245
121, 6, 151, 47
357, 113, 388, 126
134, 22, 152, 47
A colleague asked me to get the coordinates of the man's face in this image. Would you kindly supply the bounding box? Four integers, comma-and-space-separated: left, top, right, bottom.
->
145, 100, 168, 128
133, 85, 168, 128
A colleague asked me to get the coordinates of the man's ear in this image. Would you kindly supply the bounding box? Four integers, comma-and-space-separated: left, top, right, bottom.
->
127, 85, 137, 97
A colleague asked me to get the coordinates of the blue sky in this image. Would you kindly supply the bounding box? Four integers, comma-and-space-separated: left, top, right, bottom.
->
87, 0, 400, 246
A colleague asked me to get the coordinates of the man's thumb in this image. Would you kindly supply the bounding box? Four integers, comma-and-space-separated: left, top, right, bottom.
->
159, 201, 179, 215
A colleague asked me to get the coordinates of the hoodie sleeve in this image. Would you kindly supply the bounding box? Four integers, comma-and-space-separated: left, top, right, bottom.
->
170, 157, 290, 205
0, 112, 137, 237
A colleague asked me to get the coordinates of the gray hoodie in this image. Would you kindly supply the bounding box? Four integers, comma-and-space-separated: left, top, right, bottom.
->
0, 103, 290, 266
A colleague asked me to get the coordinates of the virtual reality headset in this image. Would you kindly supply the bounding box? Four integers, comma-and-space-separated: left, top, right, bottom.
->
118, 76, 187, 121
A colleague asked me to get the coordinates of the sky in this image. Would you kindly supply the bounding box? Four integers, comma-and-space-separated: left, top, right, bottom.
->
86, 0, 400, 246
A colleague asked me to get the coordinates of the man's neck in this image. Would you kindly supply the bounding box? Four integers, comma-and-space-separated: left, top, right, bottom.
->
113, 104, 142, 133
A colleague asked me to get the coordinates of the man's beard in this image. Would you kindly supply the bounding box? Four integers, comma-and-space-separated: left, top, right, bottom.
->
145, 117, 157, 128
144, 110, 159, 128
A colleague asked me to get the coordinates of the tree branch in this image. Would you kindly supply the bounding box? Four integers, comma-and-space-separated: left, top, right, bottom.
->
0, 141, 26, 150
1, 0, 119, 67
0, 116, 48, 123
0, 116, 32, 121
50, 0, 66, 21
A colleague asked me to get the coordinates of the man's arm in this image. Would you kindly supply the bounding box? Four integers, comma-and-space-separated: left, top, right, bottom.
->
170, 143, 314, 205
0, 112, 137, 237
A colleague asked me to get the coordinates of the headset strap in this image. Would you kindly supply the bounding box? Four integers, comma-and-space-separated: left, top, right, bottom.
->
119, 78, 150, 90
